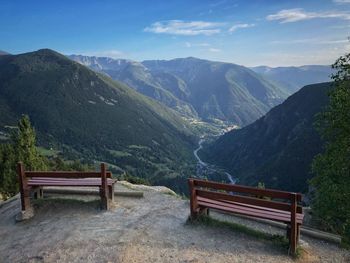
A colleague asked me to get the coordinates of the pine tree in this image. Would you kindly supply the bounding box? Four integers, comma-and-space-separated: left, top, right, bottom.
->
0, 144, 17, 198
12, 115, 47, 171
0, 115, 47, 199
311, 53, 350, 245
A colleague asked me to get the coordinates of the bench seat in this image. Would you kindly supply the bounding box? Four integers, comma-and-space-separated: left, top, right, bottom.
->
197, 196, 304, 224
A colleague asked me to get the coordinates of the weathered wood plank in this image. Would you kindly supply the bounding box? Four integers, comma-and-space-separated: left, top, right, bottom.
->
196, 189, 292, 212
100, 163, 109, 210
193, 178, 302, 201
25, 171, 112, 178
290, 193, 298, 255
197, 196, 304, 223
17, 162, 30, 211
188, 179, 198, 219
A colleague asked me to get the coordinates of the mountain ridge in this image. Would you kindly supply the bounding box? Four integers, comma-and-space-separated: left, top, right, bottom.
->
70, 55, 289, 126
201, 82, 331, 192
251, 65, 333, 93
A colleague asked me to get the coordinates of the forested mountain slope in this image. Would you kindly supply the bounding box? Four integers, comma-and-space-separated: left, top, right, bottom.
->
201, 82, 331, 192
0, 49, 197, 193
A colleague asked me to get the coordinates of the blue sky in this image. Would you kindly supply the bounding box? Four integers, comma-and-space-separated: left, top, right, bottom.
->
1, 0, 350, 66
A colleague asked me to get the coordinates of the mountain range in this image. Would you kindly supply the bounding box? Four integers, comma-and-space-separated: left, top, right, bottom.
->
0, 49, 335, 194
0, 49, 197, 193
200, 82, 331, 193
0, 50, 10, 56
251, 65, 333, 93
70, 55, 289, 127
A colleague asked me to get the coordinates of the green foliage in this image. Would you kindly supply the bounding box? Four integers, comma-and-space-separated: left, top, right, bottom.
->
116, 172, 151, 185
257, 182, 265, 189
12, 115, 47, 170
311, 53, 350, 243
47, 156, 93, 171
0, 115, 47, 199
0, 143, 17, 198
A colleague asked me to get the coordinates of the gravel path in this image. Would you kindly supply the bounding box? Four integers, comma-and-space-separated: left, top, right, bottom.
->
0, 183, 349, 263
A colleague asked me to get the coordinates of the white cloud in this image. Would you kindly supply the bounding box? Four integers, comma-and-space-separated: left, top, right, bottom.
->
334, 0, 350, 4
228, 23, 255, 33
258, 43, 350, 66
185, 42, 210, 48
209, 48, 221, 52
270, 38, 349, 45
81, 50, 124, 58
266, 8, 350, 23
144, 20, 223, 36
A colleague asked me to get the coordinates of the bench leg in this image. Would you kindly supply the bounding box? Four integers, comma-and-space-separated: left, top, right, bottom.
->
18, 162, 31, 212
297, 224, 301, 243
33, 187, 43, 199
23, 188, 31, 211
188, 179, 198, 220
286, 225, 291, 239
199, 207, 209, 216
109, 184, 115, 202
100, 163, 109, 210
100, 187, 109, 210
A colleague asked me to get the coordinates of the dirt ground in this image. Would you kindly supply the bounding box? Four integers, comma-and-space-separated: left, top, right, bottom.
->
0, 182, 349, 263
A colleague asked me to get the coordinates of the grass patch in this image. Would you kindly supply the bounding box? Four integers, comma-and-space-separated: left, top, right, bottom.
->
37, 146, 60, 157
187, 214, 289, 251
108, 149, 132, 158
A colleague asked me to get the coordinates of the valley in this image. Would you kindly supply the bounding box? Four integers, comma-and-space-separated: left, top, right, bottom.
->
0, 49, 334, 196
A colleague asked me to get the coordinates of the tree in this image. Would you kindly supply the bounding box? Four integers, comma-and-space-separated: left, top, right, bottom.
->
0, 144, 17, 198
0, 115, 47, 199
12, 115, 47, 171
311, 53, 350, 245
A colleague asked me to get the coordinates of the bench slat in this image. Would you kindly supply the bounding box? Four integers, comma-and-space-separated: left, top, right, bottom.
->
207, 196, 303, 215
28, 178, 116, 187
193, 178, 302, 201
197, 196, 303, 223
196, 189, 294, 212
198, 200, 303, 224
25, 171, 113, 178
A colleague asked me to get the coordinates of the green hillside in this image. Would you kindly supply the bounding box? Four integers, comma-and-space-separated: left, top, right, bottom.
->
201, 82, 331, 192
0, 49, 197, 193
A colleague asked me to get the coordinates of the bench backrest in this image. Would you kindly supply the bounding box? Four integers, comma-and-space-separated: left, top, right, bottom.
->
18, 163, 112, 179
24, 171, 113, 178
189, 178, 302, 214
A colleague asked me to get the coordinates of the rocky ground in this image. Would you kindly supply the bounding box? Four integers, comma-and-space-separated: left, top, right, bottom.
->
0, 182, 349, 263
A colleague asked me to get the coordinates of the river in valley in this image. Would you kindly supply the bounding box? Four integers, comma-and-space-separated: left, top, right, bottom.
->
193, 138, 237, 184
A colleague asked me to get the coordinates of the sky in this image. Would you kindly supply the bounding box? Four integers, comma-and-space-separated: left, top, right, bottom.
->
1, 0, 350, 67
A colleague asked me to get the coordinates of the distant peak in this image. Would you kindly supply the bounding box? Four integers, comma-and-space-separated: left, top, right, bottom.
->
0, 50, 11, 56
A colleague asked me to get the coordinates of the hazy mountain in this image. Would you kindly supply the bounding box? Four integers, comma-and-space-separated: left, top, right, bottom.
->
0, 50, 10, 56
251, 65, 333, 93
201, 82, 331, 192
71, 55, 289, 127
69, 55, 197, 118
0, 49, 197, 193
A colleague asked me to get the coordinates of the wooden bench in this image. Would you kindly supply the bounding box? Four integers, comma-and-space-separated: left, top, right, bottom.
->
188, 178, 304, 255
17, 162, 116, 212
